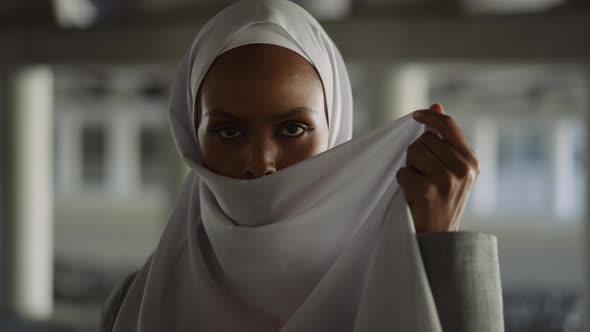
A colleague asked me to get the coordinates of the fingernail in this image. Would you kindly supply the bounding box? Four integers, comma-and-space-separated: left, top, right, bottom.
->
430, 103, 445, 114
412, 111, 424, 119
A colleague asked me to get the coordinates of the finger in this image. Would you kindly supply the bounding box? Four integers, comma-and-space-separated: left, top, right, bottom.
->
429, 103, 445, 114
412, 110, 473, 159
419, 131, 477, 178
396, 167, 432, 201
406, 138, 446, 176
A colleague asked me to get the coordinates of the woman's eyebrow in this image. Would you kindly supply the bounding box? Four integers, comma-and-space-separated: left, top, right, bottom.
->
205, 108, 317, 120
274, 107, 318, 120
205, 109, 245, 120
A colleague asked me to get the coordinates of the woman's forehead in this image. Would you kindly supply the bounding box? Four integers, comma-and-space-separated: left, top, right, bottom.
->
198, 44, 324, 113
205, 44, 317, 81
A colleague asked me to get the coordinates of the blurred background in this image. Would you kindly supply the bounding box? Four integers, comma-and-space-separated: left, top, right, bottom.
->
0, 0, 589, 331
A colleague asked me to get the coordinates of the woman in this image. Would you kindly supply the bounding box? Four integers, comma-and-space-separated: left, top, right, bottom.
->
102, 0, 503, 331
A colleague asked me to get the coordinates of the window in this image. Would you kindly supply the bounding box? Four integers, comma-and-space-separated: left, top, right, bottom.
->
81, 124, 106, 187
140, 126, 166, 187
495, 124, 551, 214
428, 64, 586, 220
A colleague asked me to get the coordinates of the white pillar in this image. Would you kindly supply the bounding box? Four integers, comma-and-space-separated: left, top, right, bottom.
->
9, 66, 54, 320
108, 110, 140, 196
551, 117, 577, 219
56, 113, 82, 193
383, 64, 430, 121
584, 65, 590, 332
470, 116, 498, 216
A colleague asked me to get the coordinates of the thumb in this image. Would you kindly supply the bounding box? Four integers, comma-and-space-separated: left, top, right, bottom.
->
429, 103, 445, 114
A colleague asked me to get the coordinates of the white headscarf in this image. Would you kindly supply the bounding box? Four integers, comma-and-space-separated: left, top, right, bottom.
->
113, 0, 441, 331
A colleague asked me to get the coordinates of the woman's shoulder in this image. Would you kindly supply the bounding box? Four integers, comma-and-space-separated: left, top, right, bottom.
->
100, 271, 138, 332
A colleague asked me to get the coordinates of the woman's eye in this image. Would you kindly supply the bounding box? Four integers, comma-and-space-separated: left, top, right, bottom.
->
217, 127, 242, 139
279, 124, 307, 137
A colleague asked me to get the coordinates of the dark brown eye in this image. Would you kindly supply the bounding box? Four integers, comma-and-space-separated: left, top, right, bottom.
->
217, 127, 242, 139
280, 124, 307, 137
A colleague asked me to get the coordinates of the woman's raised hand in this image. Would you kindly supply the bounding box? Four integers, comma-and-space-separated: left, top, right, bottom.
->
396, 103, 479, 233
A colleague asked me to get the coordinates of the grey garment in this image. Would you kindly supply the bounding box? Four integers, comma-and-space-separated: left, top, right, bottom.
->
101, 271, 137, 332
100, 232, 504, 332
417, 232, 504, 332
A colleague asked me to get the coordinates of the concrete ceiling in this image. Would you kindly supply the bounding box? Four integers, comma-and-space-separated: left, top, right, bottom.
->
1, 0, 585, 27
0, 0, 53, 25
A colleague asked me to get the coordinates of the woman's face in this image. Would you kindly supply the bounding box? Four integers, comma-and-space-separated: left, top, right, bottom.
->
197, 44, 329, 179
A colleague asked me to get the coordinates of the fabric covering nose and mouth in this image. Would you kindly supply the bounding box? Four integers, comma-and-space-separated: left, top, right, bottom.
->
112, 0, 442, 331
